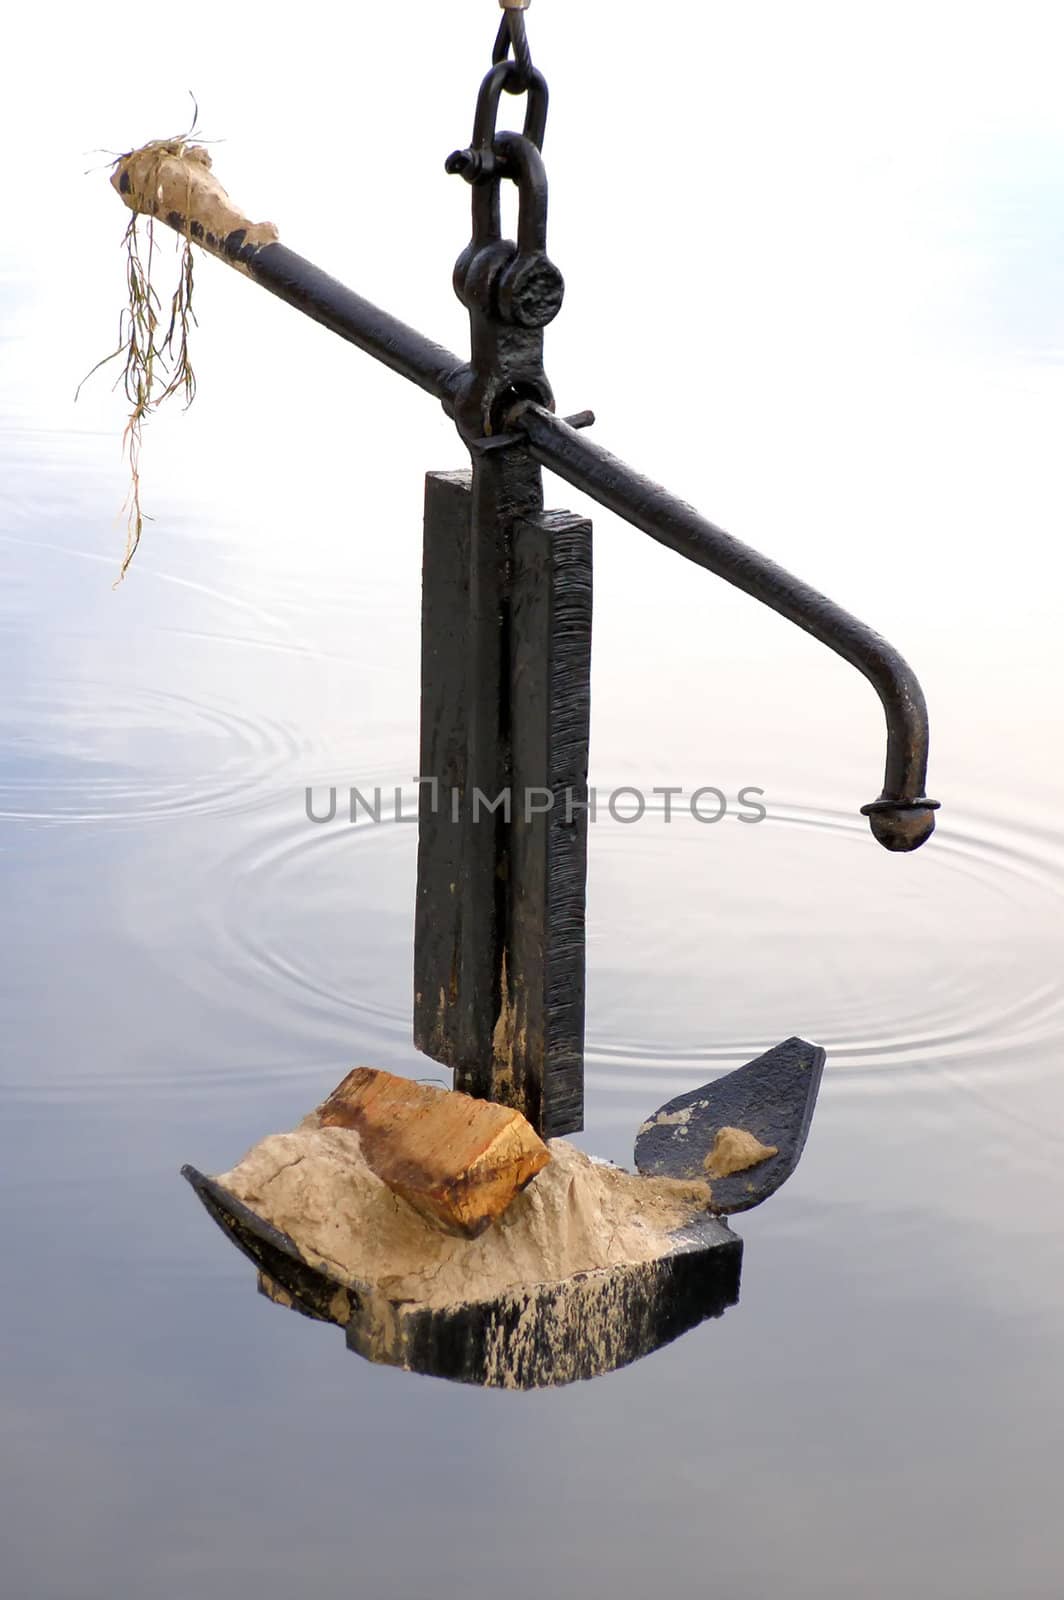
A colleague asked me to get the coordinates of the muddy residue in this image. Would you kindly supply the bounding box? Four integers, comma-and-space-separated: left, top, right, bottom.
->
111, 143, 278, 263
219, 1129, 712, 1310
704, 1126, 779, 1180
637, 1105, 693, 1136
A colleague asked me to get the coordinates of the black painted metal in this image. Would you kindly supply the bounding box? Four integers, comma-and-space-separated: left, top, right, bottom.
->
507, 506, 592, 1135
414, 471, 476, 1073
414, 466, 591, 1137
242, 242, 467, 407
409, 49, 593, 1138
493, 8, 535, 94
514, 405, 940, 850
634, 1037, 827, 1214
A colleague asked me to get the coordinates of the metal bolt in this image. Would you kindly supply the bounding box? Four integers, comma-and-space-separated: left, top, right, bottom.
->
446, 148, 491, 181
497, 253, 564, 328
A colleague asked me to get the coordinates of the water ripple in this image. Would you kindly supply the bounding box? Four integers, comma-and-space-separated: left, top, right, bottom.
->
162, 787, 1064, 1131
0, 678, 302, 822
583, 796, 1064, 1099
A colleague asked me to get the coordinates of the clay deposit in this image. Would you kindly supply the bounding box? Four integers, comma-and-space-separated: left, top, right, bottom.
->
111, 143, 278, 264
703, 1125, 778, 1180
218, 1127, 712, 1310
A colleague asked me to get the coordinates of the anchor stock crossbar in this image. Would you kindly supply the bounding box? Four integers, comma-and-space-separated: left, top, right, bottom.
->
115, 16, 938, 1137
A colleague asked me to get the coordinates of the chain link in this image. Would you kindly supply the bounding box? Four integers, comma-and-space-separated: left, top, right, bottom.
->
493, 4, 534, 94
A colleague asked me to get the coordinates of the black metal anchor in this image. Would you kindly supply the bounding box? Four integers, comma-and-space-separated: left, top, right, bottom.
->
412, 9, 939, 1184
151, 6, 938, 1204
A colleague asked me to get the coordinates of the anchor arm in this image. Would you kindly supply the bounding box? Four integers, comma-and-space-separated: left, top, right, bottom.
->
514, 403, 939, 852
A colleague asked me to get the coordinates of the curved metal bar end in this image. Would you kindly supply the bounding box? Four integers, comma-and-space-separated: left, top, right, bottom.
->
861, 796, 940, 852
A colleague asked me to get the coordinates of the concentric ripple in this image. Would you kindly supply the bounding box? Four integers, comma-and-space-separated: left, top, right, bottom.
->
206, 782, 419, 1048
156, 781, 1064, 1139
583, 794, 1064, 1102
0, 678, 302, 822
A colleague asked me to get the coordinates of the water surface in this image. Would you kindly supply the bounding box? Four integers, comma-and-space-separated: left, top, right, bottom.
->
3, 5, 1064, 1595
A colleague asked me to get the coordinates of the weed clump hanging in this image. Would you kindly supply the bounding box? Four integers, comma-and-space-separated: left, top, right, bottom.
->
82, 110, 278, 579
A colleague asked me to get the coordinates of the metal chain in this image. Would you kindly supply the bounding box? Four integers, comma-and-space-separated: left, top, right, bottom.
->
493, 1, 534, 94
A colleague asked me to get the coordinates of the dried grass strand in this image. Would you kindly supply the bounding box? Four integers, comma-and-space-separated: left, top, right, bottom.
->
78, 115, 203, 581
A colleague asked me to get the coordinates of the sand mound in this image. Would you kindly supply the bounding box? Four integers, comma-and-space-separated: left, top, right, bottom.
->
219, 1127, 712, 1310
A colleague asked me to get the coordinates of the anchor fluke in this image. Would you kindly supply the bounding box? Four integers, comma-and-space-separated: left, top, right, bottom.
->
634, 1037, 827, 1214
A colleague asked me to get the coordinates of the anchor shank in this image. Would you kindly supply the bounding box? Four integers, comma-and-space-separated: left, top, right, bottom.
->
413, 67, 593, 1134
414, 448, 591, 1138
458, 447, 545, 1100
